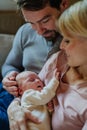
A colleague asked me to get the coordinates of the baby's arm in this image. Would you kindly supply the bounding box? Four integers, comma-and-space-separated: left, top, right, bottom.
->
21, 69, 59, 106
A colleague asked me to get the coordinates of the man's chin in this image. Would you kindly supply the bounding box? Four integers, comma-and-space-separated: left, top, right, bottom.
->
43, 31, 59, 41
44, 33, 56, 41
44, 36, 53, 41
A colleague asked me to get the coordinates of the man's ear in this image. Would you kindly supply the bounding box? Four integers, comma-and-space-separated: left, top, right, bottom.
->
60, 0, 69, 12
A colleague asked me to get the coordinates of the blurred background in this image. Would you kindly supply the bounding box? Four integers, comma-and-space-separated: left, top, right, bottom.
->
0, 0, 16, 10
0, 0, 80, 10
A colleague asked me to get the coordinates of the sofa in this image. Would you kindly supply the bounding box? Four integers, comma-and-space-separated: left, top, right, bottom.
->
0, 10, 25, 80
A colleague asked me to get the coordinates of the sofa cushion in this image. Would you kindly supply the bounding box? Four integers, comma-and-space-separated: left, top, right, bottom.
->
0, 34, 14, 79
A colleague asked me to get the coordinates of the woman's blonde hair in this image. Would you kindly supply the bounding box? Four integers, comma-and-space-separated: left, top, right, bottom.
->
57, 0, 87, 38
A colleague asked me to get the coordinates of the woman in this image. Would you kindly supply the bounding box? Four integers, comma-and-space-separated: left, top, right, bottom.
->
40, 0, 87, 129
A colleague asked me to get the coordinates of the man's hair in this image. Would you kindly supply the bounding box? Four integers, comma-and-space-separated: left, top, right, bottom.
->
16, 0, 62, 11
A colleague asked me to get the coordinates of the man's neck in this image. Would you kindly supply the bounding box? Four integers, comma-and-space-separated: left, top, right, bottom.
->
47, 33, 63, 59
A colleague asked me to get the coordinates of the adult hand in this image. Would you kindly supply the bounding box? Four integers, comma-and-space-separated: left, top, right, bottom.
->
7, 98, 41, 130
2, 71, 19, 96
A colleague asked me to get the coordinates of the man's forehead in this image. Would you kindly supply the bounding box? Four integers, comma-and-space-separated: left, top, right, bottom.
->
22, 6, 56, 22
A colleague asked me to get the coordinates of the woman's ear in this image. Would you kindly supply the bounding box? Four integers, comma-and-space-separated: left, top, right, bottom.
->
60, 0, 69, 12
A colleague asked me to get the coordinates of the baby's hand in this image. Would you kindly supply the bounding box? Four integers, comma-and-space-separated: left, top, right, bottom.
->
47, 100, 54, 113
53, 69, 59, 80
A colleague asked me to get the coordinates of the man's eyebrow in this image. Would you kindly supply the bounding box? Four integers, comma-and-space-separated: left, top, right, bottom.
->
29, 14, 51, 24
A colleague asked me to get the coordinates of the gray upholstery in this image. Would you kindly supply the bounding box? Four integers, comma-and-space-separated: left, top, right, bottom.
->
0, 34, 14, 78
0, 10, 25, 79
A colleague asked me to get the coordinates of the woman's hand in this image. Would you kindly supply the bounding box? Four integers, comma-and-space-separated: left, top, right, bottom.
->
2, 71, 19, 96
7, 98, 41, 130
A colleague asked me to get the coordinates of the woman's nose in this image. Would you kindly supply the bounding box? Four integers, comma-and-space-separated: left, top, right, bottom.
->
60, 40, 65, 50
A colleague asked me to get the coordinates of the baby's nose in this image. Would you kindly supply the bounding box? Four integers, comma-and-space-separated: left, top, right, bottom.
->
35, 79, 40, 82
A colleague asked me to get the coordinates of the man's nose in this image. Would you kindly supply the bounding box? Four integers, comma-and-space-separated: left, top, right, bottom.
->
35, 23, 45, 35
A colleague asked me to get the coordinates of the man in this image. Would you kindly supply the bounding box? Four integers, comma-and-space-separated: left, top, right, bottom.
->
2, 0, 68, 96
1, 0, 78, 130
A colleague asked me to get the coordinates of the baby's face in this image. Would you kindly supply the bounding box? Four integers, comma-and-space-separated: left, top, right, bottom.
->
22, 73, 44, 92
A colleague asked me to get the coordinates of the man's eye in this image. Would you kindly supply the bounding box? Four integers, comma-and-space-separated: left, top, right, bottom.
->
42, 18, 50, 23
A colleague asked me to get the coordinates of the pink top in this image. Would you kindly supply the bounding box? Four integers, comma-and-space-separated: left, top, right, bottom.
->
39, 51, 87, 130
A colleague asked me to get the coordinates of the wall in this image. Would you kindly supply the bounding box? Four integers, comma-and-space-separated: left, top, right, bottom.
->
0, 0, 25, 34
0, 0, 81, 10
0, 0, 16, 10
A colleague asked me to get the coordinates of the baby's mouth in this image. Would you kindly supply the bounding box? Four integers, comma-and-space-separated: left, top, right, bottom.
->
37, 85, 41, 88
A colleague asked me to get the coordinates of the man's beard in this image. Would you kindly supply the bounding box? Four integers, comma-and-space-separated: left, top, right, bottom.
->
43, 30, 59, 42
